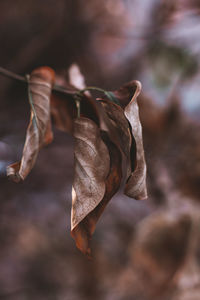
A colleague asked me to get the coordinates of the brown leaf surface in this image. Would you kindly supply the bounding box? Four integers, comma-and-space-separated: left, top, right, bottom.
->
71, 117, 110, 255
50, 64, 100, 134
7, 66, 55, 182
71, 129, 122, 256
112, 80, 147, 200
50, 90, 77, 134
98, 99, 136, 181
50, 89, 100, 134
71, 117, 123, 256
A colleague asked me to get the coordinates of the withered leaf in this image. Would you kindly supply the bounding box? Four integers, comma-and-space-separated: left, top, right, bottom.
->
71, 127, 122, 256
71, 117, 110, 255
112, 80, 147, 200
98, 99, 135, 180
7, 66, 55, 182
50, 87, 100, 134
71, 117, 122, 256
50, 91, 77, 134
5, 62, 148, 257
50, 64, 100, 133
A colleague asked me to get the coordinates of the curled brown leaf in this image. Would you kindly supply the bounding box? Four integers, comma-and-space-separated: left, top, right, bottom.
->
111, 80, 147, 200
7, 66, 55, 182
98, 99, 136, 179
71, 117, 110, 256
71, 128, 122, 256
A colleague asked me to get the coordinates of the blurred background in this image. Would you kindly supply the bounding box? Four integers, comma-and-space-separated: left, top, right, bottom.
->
0, 0, 200, 299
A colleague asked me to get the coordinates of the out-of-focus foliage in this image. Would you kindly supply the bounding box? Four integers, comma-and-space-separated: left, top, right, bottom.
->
0, 0, 200, 299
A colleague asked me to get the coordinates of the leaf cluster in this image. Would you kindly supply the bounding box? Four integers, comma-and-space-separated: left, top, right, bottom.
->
7, 66, 147, 256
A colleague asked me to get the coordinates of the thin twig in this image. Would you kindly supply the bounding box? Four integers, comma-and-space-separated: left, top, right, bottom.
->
0, 66, 75, 97
0, 66, 121, 110
0, 66, 25, 82
78, 86, 120, 105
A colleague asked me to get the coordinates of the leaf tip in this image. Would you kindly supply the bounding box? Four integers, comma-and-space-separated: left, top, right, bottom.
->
31, 66, 55, 84
6, 163, 22, 183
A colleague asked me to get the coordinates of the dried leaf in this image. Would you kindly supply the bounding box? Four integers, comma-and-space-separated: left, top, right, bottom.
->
7, 67, 55, 182
112, 80, 147, 200
71, 117, 123, 256
50, 90, 100, 134
71, 117, 110, 255
50, 91, 77, 133
50, 64, 101, 133
71, 128, 122, 256
98, 99, 136, 179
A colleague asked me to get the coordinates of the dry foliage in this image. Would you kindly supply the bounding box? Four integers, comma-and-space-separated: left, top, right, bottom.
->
6, 65, 147, 256
7, 67, 55, 182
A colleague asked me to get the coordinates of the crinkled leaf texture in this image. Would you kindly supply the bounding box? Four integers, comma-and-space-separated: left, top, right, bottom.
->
7, 67, 55, 182
71, 117, 122, 256
112, 80, 147, 200
98, 99, 135, 180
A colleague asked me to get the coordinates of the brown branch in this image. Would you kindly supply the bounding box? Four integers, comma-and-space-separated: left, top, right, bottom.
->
0, 66, 75, 97
0, 66, 25, 82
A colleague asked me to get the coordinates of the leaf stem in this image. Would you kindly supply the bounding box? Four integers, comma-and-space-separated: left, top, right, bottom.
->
78, 86, 120, 105
0, 66, 77, 97
75, 96, 81, 118
0, 66, 120, 105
